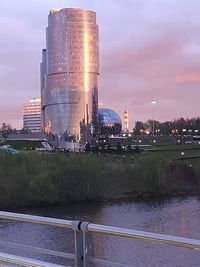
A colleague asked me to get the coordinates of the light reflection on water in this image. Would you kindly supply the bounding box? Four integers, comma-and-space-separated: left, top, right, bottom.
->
0, 196, 200, 266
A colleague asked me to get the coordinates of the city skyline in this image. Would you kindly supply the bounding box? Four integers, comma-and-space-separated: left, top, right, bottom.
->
1, 0, 200, 129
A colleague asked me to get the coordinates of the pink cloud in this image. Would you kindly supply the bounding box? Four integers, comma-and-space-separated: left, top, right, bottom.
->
176, 73, 200, 84
100, 32, 200, 128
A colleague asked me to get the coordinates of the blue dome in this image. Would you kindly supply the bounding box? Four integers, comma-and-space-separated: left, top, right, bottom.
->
98, 108, 122, 135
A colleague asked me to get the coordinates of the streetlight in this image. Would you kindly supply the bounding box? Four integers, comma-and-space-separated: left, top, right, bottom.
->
151, 101, 156, 136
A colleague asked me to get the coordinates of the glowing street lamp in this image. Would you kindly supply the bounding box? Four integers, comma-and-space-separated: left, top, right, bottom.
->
151, 101, 156, 136
181, 152, 185, 157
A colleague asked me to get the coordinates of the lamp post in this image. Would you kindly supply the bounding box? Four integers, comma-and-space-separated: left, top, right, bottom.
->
152, 101, 156, 136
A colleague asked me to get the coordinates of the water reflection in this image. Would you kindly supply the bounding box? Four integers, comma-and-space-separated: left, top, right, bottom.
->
0, 197, 200, 266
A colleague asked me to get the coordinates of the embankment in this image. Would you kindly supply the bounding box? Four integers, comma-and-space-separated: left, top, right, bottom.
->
0, 151, 200, 209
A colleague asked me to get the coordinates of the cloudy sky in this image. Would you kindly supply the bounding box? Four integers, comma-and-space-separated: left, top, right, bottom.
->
1, 0, 200, 129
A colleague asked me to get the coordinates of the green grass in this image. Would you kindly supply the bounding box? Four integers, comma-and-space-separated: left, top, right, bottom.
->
143, 144, 200, 160
1, 140, 44, 150
148, 144, 200, 151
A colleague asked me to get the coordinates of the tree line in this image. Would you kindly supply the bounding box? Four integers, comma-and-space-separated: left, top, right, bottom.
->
0, 123, 30, 139
133, 117, 200, 135
0, 151, 199, 209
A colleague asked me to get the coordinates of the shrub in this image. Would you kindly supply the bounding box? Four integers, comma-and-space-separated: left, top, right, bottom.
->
29, 173, 59, 205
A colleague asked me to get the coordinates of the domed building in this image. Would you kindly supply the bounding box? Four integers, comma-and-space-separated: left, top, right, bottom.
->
98, 108, 122, 135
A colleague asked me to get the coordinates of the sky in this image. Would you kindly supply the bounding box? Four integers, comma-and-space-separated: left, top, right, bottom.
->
0, 0, 200, 129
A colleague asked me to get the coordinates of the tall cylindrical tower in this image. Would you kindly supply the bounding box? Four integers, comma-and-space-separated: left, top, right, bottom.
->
41, 8, 99, 140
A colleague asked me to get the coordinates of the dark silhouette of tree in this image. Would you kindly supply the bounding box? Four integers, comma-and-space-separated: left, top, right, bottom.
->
20, 127, 31, 134
134, 144, 141, 153
133, 117, 200, 136
133, 121, 145, 135
117, 140, 123, 153
106, 143, 111, 153
85, 143, 91, 153
0, 123, 16, 139
101, 143, 106, 153
127, 143, 132, 153
94, 142, 99, 154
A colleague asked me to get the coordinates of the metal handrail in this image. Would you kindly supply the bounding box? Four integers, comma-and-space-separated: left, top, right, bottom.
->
87, 223, 200, 250
0, 210, 200, 267
0, 211, 200, 250
0, 211, 73, 228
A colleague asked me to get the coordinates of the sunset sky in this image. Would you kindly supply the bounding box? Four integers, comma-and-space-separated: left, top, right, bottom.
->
0, 0, 200, 129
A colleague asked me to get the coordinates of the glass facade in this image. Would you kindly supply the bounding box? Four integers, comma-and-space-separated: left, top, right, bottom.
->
22, 98, 41, 133
41, 8, 99, 140
98, 108, 122, 135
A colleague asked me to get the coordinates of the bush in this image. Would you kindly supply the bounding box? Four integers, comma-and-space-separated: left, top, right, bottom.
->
0, 151, 200, 209
29, 173, 58, 205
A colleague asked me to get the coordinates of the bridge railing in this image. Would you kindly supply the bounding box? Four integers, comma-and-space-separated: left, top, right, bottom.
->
0, 211, 200, 266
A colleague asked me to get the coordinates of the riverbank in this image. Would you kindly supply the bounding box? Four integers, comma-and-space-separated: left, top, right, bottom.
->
0, 145, 200, 209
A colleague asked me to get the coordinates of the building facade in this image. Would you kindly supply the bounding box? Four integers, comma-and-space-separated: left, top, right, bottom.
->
22, 98, 41, 133
41, 8, 99, 141
98, 108, 122, 135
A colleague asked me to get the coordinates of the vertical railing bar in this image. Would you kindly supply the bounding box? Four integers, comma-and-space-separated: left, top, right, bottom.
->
81, 225, 94, 267
72, 221, 84, 267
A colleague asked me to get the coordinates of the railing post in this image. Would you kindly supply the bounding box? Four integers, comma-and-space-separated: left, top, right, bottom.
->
72, 221, 94, 267
72, 221, 84, 267
81, 222, 94, 267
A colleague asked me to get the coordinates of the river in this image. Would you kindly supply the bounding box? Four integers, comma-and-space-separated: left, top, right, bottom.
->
0, 196, 200, 266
